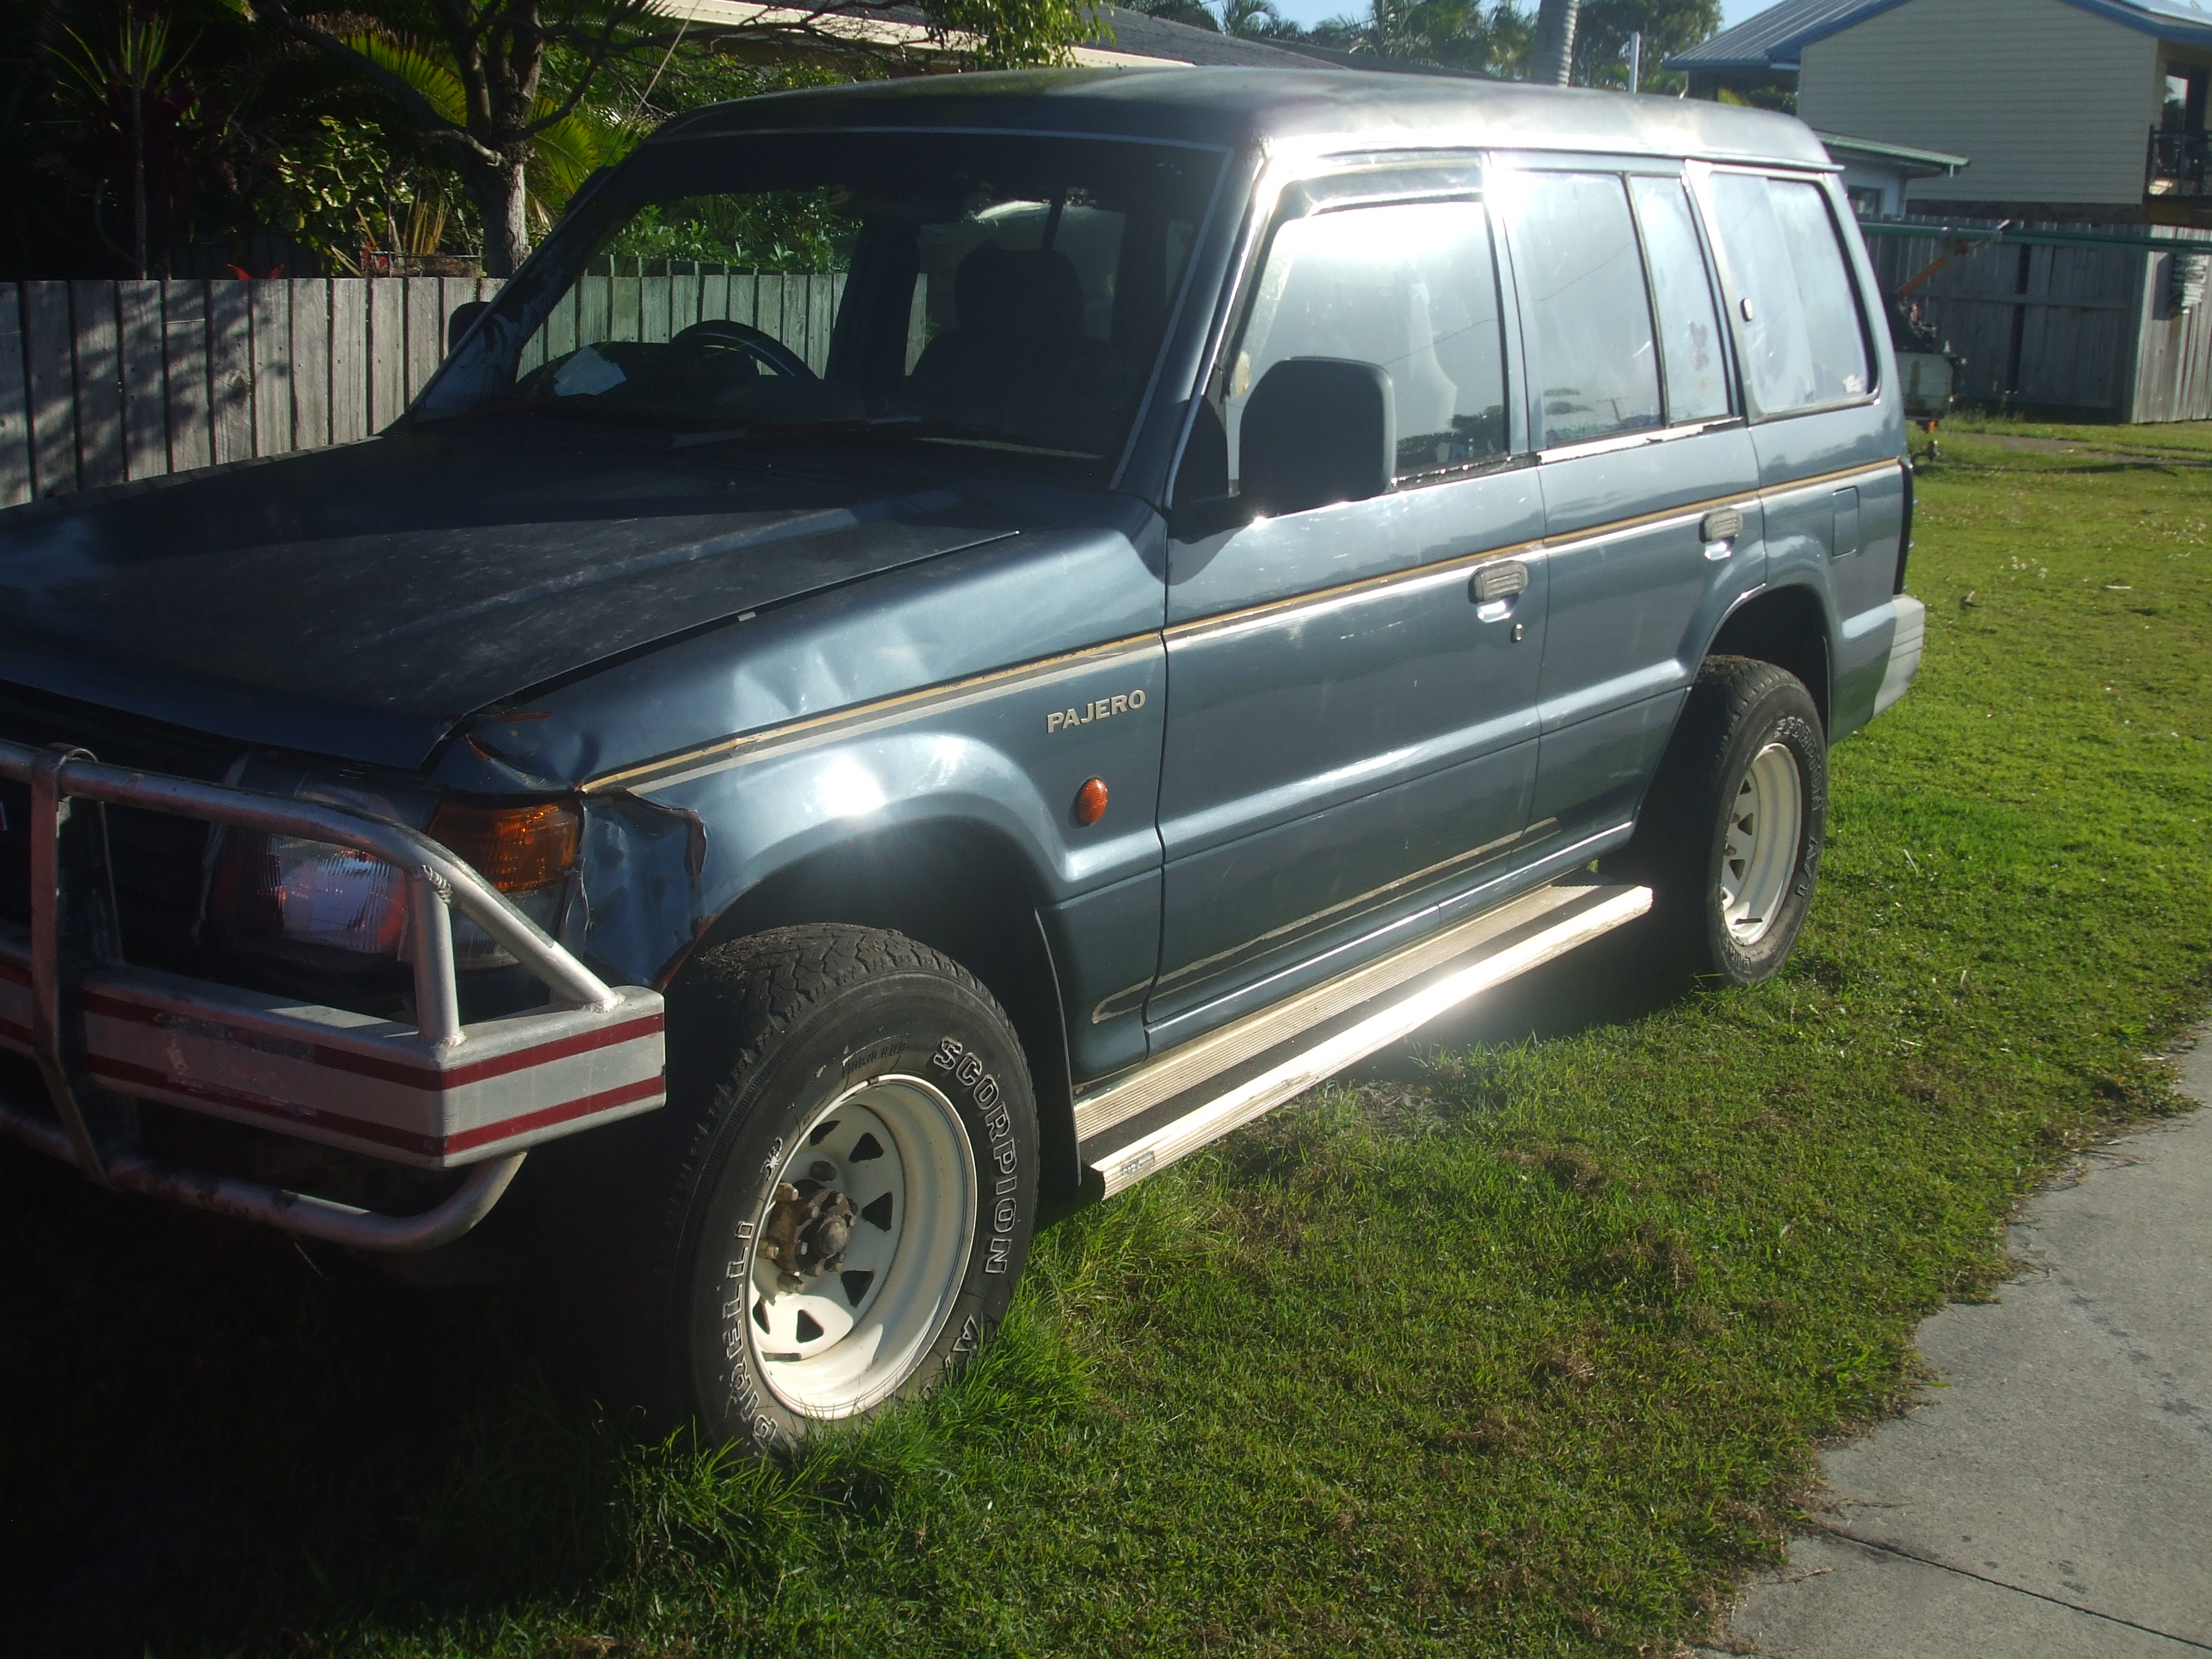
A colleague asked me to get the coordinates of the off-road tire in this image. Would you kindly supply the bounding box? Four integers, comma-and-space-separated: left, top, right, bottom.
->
550, 924, 1038, 1452
1615, 656, 1827, 985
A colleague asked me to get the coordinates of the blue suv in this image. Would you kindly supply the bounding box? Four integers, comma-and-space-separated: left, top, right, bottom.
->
0, 70, 1925, 1449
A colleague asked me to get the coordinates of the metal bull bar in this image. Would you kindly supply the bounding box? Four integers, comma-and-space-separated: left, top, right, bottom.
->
0, 738, 667, 1251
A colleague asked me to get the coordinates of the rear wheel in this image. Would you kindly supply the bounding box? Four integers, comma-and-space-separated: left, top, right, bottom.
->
1617, 656, 1827, 985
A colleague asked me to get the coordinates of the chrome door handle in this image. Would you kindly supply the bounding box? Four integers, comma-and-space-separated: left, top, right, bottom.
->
1471, 558, 1529, 625
1701, 506, 1744, 561
1470, 559, 1528, 605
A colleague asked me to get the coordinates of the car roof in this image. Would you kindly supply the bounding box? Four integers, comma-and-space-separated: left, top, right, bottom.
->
648, 67, 1833, 170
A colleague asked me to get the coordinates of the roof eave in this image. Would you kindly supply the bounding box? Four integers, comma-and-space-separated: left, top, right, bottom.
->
1666, 0, 1913, 72
1818, 130, 1970, 173
2072, 0, 2212, 48
1662, 54, 1802, 71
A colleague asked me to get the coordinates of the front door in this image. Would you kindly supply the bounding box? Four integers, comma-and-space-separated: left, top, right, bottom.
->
1148, 180, 1547, 1039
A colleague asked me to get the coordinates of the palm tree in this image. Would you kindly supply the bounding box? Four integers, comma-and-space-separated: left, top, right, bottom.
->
52, 7, 228, 276
1530, 0, 1577, 83
251, 0, 654, 276
334, 28, 623, 253
1345, 0, 1521, 72
1221, 0, 1285, 36
257, 0, 1120, 275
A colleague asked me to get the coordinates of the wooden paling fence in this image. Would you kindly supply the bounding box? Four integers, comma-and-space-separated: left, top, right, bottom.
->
1863, 218, 2212, 421
0, 276, 501, 509
0, 262, 848, 509
519, 266, 848, 379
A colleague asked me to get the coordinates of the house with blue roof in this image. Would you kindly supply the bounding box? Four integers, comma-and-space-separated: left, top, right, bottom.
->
1667, 0, 1892, 101
1675, 0, 2212, 224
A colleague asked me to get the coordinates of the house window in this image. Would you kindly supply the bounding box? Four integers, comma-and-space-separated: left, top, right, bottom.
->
2163, 66, 2207, 134
1846, 184, 1886, 219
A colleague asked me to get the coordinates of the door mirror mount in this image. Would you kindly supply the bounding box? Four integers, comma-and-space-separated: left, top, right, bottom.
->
446, 300, 491, 356
1168, 491, 1254, 542
1238, 358, 1395, 518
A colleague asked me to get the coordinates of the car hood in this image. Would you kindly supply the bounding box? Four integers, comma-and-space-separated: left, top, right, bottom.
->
0, 421, 1049, 770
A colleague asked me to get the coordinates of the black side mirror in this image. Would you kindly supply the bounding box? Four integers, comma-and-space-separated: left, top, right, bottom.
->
1240, 357, 1395, 517
446, 299, 490, 355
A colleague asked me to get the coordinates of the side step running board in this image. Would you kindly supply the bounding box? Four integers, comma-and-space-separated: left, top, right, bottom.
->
1077, 880, 1652, 1201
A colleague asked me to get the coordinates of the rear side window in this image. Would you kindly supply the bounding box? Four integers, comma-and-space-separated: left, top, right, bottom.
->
1628, 176, 1731, 423
1229, 198, 1510, 484
1505, 172, 1662, 447
1707, 173, 1872, 416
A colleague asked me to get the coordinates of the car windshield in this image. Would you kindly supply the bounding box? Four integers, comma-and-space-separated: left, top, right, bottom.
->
455, 130, 1222, 470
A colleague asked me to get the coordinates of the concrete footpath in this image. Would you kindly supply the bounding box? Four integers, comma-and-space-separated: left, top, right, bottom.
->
1697, 1032, 2212, 1658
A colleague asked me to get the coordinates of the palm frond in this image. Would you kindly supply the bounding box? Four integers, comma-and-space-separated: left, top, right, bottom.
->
527, 100, 605, 200
340, 31, 468, 127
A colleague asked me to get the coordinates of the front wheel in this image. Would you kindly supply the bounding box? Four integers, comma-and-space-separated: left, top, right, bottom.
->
1618, 656, 1827, 985
610, 925, 1038, 1452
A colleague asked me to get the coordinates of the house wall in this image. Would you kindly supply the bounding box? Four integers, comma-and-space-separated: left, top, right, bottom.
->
1799, 0, 2162, 208
1837, 161, 1910, 217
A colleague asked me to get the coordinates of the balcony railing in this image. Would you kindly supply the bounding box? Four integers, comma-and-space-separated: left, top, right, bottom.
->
2148, 126, 2212, 196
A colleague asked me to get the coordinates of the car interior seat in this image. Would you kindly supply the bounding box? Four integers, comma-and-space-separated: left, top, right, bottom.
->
905, 244, 1137, 454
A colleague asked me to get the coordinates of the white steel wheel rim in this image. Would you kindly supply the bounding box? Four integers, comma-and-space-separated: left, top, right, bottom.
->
1718, 741, 1804, 946
747, 1074, 976, 1419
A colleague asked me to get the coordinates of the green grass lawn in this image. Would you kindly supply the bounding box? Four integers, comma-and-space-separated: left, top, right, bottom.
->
4, 438, 2208, 1657
1945, 409, 2212, 460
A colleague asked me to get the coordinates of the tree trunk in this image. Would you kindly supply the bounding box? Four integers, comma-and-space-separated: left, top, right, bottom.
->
1531, 0, 1579, 86
467, 158, 531, 276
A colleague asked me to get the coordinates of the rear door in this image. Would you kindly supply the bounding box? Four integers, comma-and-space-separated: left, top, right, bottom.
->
1497, 161, 1764, 850
1148, 167, 1547, 1039
1698, 166, 1904, 732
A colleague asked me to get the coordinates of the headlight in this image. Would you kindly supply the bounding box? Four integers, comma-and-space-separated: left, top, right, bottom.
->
209, 784, 580, 974
209, 834, 410, 958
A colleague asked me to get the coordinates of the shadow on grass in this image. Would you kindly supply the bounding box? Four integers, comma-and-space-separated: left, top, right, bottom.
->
0, 1148, 1005, 1654
0, 925, 1680, 1656
0, 1148, 589, 1653
0, 1125, 1195, 1653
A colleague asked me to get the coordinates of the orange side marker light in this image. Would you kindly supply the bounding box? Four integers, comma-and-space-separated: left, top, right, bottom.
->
1073, 777, 1109, 827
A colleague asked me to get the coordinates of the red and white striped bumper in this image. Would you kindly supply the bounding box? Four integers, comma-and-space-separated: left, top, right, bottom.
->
0, 921, 664, 1169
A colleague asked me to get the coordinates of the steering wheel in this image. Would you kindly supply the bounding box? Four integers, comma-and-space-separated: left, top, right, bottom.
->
670, 318, 815, 382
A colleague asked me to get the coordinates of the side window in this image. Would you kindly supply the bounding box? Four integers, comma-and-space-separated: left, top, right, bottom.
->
1506, 172, 1662, 448
1707, 172, 1872, 417
1627, 175, 1731, 424
1226, 198, 1509, 486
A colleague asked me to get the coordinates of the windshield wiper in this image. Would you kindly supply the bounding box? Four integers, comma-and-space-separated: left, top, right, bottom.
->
668, 414, 932, 452
667, 416, 887, 450
648, 413, 1105, 462
436, 395, 701, 431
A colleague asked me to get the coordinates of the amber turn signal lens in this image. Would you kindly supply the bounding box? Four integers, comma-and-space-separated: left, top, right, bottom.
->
429, 799, 582, 893
1073, 777, 1109, 826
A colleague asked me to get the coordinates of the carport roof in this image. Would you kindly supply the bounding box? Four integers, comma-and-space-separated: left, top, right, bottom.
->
1666, 0, 1904, 72
1668, 0, 2212, 73
648, 1, 1339, 68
